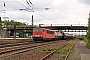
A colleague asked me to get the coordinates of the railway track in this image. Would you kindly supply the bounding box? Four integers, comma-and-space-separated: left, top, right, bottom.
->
64, 41, 77, 60
40, 43, 68, 60
0, 40, 64, 57
40, 40, 77, 60
0, 41, 34, 48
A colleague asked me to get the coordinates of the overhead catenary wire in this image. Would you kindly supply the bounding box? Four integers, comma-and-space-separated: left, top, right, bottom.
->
29, 0, 34, 6
26, 0, 31, 7
25, 0, 55, 23
26, 0, 33, 10
12, 0, 90, 24
3, 0, 88, 25
28, 1, 55, 24
13, 0, 55, 24
13, 0, 27, 8
0, 0, 89, 27
0, 3, 30, 22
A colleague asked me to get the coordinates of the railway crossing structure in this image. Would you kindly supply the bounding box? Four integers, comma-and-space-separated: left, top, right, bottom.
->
4, 25, 87, 32
1, 25, 87, 37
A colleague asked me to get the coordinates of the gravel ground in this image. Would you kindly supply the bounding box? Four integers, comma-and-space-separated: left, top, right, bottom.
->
46, 52, 60, 60
0, 49, 48, 60
0, 40, 68, 60
0, 39, 32, 44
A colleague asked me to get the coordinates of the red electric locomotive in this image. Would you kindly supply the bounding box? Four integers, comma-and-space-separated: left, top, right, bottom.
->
33, 28, 56, 41
33, 28, 75, 41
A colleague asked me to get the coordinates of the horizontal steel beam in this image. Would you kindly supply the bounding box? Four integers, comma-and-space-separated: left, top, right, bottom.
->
3, 26, 88, 30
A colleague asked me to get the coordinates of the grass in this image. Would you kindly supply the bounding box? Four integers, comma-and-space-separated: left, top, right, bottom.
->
42, 46, 62, 53
84, 37, 90, 49
77, 58, 81, 60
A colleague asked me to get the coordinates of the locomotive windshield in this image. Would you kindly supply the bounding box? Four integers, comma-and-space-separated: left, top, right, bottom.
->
33, 29, 42, 32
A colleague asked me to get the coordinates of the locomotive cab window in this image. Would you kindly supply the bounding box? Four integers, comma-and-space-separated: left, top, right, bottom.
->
47, 30, 54, 34
38, 29, 42, 32
33, 29, 42, 32
33, 30, 37, 32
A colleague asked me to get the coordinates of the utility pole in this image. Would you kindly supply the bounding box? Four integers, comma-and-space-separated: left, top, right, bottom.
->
14, 25, 16, 38
4, 2, 5, 7
32, 15, 33, 38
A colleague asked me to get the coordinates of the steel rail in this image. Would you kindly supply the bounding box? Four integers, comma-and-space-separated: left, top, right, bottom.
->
40, 44, 67, 60
0, 40, 61, 57
64, 41, 77, 60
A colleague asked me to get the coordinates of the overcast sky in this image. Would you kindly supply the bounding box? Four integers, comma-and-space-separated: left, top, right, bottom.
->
0, 0, 90, 26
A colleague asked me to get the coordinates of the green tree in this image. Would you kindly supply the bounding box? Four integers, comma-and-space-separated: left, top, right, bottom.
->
3, 20, 32, 37
4, 20, 27, 26
86, 14, 90, 48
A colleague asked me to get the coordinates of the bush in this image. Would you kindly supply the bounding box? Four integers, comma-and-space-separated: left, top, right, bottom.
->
84, 38, 90, 48
77, 37, 84, 40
